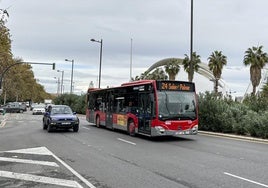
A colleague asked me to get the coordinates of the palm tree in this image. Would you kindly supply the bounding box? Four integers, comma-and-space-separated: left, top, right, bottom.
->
164, 58, 180, 80
182, 52, 201, 82
146, 68, 168, 80
134, 68, 168, 81
208, 50, 227, 94
243, 46, 268, 95
261, 81, 268, 97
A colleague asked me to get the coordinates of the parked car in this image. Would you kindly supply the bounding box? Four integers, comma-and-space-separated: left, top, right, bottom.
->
0, 105, 4, 114
42, 105, 79, 132
19, 102, 27, 111
32, 104, 46, 115
3, 102, 23, 113
30, 103, 37, 111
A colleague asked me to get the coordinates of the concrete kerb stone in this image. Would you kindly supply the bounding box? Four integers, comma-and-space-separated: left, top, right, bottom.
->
0, 114, 6, 127
199, 130, 268, 144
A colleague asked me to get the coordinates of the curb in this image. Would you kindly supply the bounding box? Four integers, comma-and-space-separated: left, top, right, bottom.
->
199, 130, 268, 143
0, 114, 7, 127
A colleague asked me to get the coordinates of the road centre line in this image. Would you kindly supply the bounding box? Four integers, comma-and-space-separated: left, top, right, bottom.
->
117, 138, 136, 145
224, 172, 268, 187
0, 170, 82, 188
0, 157, 59, 167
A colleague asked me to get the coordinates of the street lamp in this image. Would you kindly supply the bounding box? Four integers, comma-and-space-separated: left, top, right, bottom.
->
54, 77, 60, 96
90, 38, 103, 88
57, 70, 64, 95
189, 0, 194, 82
65, 59, 74, 93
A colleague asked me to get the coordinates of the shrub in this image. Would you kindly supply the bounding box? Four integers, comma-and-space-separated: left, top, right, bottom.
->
54, 94, 86, 114
229, 103, 249, 135
198, 92, 233, 133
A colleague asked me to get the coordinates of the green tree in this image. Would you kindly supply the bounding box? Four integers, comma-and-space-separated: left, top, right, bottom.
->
146, 68, 168, 80
164, 58, 180, 80
208, 50, 227, 94
182, 52, 201, 82
134, 68, 168, 81
243, 46, 268, 95
54, 93, 86, 114
261, 81, 268, 97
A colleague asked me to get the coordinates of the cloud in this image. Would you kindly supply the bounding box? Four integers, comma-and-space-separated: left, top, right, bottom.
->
1, 0, 268, 96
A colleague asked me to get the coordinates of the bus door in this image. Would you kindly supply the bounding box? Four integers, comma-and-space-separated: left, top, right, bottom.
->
87, 93, 95, 123
138, 93, 151, 134
105, 92, 113, 129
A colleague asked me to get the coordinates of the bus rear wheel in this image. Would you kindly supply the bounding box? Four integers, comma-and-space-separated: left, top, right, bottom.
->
128, 120, 135, 136
96, 116, 100, 128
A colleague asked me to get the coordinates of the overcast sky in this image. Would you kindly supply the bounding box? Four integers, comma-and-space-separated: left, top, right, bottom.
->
1, 0, 268, 97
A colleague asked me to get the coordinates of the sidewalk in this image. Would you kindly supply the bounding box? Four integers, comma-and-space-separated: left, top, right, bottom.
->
199, 130, 268, 144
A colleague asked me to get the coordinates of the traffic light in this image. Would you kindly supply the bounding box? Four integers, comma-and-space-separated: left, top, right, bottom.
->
52, 63, 56, 70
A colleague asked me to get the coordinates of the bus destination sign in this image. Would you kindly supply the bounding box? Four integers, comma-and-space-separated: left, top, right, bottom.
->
158, 81, 195, 92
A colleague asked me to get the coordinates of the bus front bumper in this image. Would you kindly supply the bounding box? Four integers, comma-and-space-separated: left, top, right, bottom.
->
151, 125, 198, 137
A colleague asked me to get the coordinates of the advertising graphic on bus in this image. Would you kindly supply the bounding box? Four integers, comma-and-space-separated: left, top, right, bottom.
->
86, 80, 198, 137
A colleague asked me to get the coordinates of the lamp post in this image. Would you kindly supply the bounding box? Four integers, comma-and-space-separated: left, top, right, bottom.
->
65, 59, 74, 93
90, 38, 103, 88
57, 70, 64, 95
189, 0, 194, 82
54, 77, 60, 96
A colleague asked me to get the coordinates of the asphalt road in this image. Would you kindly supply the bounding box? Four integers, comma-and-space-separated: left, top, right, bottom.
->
0, 111, 267, 188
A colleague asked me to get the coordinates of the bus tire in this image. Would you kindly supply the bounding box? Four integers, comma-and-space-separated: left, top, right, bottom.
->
96, 116, 100, 128
128, 120, 135, 136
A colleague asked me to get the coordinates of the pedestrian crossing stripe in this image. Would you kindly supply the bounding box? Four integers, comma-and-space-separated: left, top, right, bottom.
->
1, 146, 96, 188
0, 170, 83, 188
5, 146, 53, 155
0, 157, 59, 167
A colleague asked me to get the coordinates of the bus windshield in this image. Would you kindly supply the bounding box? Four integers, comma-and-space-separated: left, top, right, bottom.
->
157, 91, 197, 121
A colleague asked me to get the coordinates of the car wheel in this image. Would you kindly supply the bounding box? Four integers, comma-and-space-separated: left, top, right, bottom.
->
43, 120, 47, 130
73, 125, 79, 132
47, 123, 53, 132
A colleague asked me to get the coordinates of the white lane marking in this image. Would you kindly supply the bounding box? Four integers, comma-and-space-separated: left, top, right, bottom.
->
0, 157, 59, 167
0, 170, 82, 188
117, 138, 136, 145
224, 172, 268, 187
83, 127, 91, 130
50, 149, 96, 188
4, 147, 96, 188
5, 146, 53, 155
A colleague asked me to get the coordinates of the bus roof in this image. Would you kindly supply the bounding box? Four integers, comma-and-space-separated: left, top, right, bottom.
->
87, 80, 195, 92
121, 80, 155, 87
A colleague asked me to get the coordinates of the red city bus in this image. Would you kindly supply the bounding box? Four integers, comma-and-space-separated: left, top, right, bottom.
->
86, 80, 198, 137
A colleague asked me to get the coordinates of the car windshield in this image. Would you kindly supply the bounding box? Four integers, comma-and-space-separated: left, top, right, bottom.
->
51, 106, 73, 114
